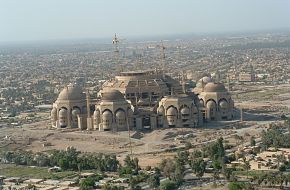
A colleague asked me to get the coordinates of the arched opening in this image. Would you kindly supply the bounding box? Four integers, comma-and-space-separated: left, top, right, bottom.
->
166, 106, 177, 127
102, 109, 113, 131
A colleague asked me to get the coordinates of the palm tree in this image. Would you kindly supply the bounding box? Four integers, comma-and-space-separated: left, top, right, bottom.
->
242, 157, 251, 179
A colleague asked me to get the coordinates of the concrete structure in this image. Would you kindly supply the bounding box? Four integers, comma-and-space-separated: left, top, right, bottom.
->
51, 71, 234, 130
193, 76, 234, 122
51, 83, 87, 129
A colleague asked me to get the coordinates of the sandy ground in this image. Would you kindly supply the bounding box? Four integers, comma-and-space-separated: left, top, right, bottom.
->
1, 83, 289, 168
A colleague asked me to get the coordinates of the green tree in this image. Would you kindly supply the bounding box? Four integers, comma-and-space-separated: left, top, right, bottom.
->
190, 158, 206, 179
80, 177, 95, 190
159, 180, 177, 190
250, 136, 256, 146
228, 182, 245, 190
147, 174, 160, 189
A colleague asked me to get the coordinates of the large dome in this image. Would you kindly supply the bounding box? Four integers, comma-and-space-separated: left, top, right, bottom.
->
101, 89, 125, 101
57, 84, 85, 101
204, 82, 227, 93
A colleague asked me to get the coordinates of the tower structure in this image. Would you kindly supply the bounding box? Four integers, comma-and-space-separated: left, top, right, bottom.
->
86, 90, 93, 130
113, 33, 122, 73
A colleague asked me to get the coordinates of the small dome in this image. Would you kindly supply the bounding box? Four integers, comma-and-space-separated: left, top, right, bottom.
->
180, 107, 190, 115
206, 100, 216, 108
204, 82, 227, 92
59, 108, 67, 116
101, 89, 124, 101
167, 107, 177, 116
219, 100, 228, 109
72, 109, 80, 116
57, 83, 85, 101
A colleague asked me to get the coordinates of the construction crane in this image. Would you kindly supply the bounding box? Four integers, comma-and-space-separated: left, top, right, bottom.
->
112, 34, 126, 73
156, 41, 166, 78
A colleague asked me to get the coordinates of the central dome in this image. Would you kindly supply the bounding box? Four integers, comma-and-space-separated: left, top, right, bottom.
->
57, 84, 85, 101
204, 82, 227, 92
101, 89, 125, 101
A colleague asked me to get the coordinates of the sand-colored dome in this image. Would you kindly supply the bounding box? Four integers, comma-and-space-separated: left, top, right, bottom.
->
101, 89, 124, 101
57, 83, 85, 101
204, 82, 226, 93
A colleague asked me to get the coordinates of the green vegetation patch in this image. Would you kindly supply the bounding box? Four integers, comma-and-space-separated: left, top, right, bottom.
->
0, 166, 74, 179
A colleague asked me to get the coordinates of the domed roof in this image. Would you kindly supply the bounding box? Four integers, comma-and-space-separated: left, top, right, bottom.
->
101, 89, 124, 102
204, 82, 227, 93
57, 84, 85, 101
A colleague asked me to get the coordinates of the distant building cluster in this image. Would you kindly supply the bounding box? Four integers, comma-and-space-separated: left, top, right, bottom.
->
51, 70, 234, 131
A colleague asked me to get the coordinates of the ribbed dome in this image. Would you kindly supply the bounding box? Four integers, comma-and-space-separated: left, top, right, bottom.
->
204, 82, 227, 92
101, 89, 124, 101
57, 84, 85, 101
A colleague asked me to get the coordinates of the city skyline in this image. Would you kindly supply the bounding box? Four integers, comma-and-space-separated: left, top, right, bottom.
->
0, 0, 290, 42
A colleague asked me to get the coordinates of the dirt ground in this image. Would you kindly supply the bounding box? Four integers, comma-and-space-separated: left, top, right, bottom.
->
1, 83, 289, 168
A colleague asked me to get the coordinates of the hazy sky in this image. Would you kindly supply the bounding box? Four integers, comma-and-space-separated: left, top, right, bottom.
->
0, 0, 290, 42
